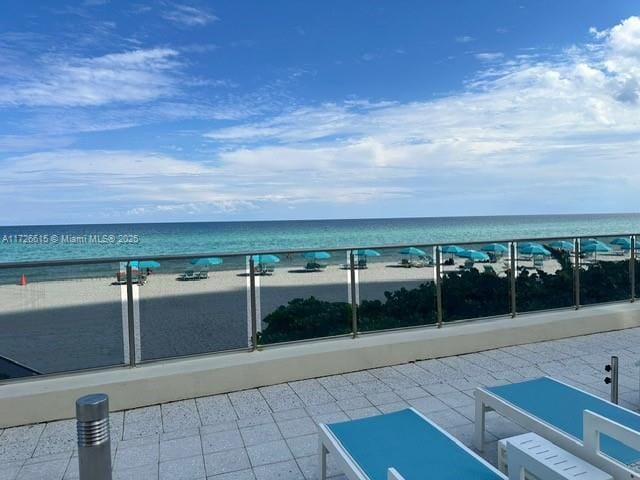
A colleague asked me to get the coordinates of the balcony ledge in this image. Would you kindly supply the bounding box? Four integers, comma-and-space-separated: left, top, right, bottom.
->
1, 301, 639, 427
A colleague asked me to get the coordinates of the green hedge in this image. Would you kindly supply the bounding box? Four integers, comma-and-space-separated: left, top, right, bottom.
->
259, 250, 631, 344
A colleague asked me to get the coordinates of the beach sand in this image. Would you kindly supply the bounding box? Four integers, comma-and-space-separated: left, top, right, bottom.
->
0, 251, 627, 374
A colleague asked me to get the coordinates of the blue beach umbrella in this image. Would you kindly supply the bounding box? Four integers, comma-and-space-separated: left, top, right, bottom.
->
581, 243, 611, 253
581, 238, 601, 247
614, 239, 632, 250
609, 237, 631, 245
481, 243, 507, 253
519, 245, 551, 256
582, 242, 611, 260
303, 251, 331, 261
518, 242, 544, 250
548, 240, 574, 251
442, 245, 465, 254
400, 247, 427, 256
611, 237, 631, 247
190, 257, 223, 266
459, 250, 490, 262
129, 260, 160, 270
251, 254, 280, 264
580, 239, 608, 251
353, 249, 380, 257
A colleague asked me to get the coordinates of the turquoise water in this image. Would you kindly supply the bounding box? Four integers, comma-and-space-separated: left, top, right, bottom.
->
1, 213, 639, 263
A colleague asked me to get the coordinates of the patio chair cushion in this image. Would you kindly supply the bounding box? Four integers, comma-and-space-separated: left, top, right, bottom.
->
327, 409, 502, 480
488, 377, 640, 465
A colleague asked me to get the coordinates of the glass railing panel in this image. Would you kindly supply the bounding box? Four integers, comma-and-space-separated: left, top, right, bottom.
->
516, 238, 574, 313
0, 261, 125, 379
137, 255, 249, 361
257, 249, 351, 344
635, 235, 640, 299
579, 235, 631, 305
441, 241, 510, 322
357, 246, 437, 332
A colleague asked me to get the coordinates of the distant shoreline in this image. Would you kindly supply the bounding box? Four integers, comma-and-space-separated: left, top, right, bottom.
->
2, 211, 638, 229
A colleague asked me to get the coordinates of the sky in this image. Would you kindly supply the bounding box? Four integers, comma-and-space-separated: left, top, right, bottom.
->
1, 1, 639, 225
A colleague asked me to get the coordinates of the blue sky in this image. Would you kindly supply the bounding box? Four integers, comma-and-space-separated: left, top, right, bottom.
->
1, 1, 639, 225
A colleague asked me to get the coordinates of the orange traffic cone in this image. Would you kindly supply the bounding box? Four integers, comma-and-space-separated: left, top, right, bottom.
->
19, 274, 27, 286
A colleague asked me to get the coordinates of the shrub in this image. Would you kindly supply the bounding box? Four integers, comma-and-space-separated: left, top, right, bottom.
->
260, 297, 352, 344
259, 253, 631, 343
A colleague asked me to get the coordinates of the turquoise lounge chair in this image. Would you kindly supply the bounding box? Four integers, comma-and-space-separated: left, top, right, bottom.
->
319, 408, 505, 480
474, 377, 640, 479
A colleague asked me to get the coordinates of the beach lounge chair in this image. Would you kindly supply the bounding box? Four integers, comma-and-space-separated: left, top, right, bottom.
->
178, 270, 197, 281
305, 262, 327, 271
405, 257, 432, 268
115, 271, 146, 285
474, 377, 640, 479
319, 408, 505, 480
341, 259, 368, 270
254, 263, 274, 275
458, 259, 474, 271
533, 256, 544, 269
419, 255, 434, 267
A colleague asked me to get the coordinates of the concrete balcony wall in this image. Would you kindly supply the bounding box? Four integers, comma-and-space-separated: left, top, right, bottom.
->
1, 302, 639, 427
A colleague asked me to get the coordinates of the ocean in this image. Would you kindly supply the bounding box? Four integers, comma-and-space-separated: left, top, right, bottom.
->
1, 213, 639, 264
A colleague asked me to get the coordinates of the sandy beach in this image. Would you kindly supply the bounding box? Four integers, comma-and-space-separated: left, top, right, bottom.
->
0, 250, 629, 374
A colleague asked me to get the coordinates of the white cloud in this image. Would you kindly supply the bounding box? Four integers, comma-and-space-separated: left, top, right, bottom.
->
0, 48, 179, 107
604, 16, 640, 97
0, 135, 74, 153
161, 3, 218, 27
0, 147, 408, 222
205, 104, 362, 143
589, 26, 608, 40
608, 16, 640, 54
455, 35, 474, 43
475, 52, 504, 62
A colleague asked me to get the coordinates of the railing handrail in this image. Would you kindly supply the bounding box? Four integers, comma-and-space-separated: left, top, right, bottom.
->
1, 232, 639, 269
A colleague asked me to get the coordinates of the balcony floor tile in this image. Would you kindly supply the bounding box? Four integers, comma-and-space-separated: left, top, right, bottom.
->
8, 327, 640, 480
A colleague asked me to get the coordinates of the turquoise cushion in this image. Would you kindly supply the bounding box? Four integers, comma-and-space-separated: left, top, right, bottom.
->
327, 409, 502, 480
488, 377, 640, 465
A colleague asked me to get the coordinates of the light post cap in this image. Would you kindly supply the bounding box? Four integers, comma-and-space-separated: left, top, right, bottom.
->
76, 393, 109, 422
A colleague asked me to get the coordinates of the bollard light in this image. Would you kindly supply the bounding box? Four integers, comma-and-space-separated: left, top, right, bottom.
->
76, 393, 112, 480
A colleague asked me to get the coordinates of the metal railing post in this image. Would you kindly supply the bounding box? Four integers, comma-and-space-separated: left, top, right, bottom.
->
350, 252, 358, 338
574, 238, 581, 309
249, 258, 258, 350
125, 264, 136, 367
510, 241, 517, 318
435, 246, 443, 328
76, 393, 112, 480
631, 236, 636, 303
